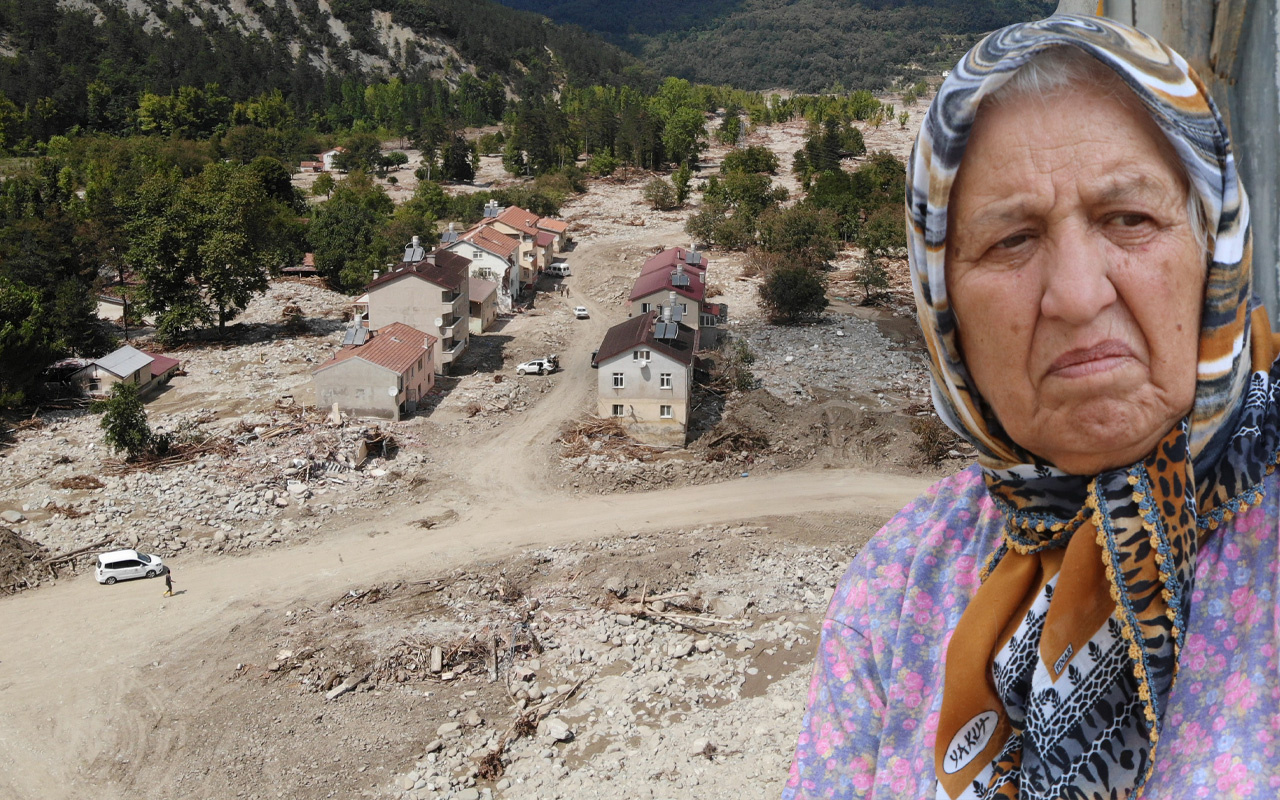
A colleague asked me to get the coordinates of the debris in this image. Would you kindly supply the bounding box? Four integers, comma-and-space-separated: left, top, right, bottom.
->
324, 670, 370, 701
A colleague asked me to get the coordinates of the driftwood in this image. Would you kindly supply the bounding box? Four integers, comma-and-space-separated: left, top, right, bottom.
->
40, 538, 111, 567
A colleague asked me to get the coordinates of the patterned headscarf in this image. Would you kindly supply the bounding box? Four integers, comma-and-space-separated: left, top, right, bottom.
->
908, 15, 1278, 799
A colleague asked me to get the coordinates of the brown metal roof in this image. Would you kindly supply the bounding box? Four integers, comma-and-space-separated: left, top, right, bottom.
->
469, 278, 499, 303
364, 250, 469, 293
496, 205, 541, 232
640, 247, 708, 275
595, 310, 698, 366
314, 322, 436, 376
460, 224, 519, 260
629, 264, 706, 302
536, 217, 568, 234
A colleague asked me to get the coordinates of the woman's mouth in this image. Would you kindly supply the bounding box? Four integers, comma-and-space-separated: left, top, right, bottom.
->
1047, 340, 1137, 379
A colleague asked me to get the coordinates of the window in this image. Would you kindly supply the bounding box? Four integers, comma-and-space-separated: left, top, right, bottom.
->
680, 303, 688, 316
633, 349, 651, 362
472, 249, 484, 261
660, 373, 672, 389
641, 303, 651, 313
612, 373, 625, 388
660, 405, 673, 419
612, 404, 625, 417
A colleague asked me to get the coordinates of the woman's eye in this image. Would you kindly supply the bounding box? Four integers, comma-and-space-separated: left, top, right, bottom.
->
1110, 213, 1149, 228
995, 233, 1029, 249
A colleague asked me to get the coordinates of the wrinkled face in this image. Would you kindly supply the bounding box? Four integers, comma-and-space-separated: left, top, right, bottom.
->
946, 84, 1205, 474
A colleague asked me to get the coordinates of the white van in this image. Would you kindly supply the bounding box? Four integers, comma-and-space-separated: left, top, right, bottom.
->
546, 263, 571, 277
96, 549, 166, 585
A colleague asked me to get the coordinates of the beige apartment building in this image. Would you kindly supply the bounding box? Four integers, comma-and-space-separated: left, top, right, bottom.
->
360, 244, 470, 374
594, 310, 699, 446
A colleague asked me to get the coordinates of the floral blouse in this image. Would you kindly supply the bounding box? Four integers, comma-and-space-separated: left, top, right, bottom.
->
784, 465, 1280, 799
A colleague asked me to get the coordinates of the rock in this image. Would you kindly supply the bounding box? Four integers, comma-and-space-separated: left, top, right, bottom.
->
713, 595, 750, 618
1, 510, 26, 523
668, 640, 694, 659
430, 645, 443, 674
694, 639, 713, 654
325, 671, 369, 701
511, 666, 535, 682
399, 774, 415, 791
455, 790, 480, 800
603, 576, 626, 596
540, 716, 573, 742
274, 496, 290, 507
436, 721, 461, 737
462, 709, 482, 727
423, 739, 443, 754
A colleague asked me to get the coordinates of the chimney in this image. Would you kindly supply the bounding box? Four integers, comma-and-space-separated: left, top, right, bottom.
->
424, 336, 431, 350
372, 270, 380, 280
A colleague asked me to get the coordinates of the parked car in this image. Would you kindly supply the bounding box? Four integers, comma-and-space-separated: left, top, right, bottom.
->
96, 549, 166, 585
516, 355, 559, 375
546, 263, 571, 277
574, 306, 589, 319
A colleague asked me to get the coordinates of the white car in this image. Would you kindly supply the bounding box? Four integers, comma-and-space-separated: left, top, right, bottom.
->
574, 306, 589, 319
96, 549, 166, 585
516, 355, 559, 375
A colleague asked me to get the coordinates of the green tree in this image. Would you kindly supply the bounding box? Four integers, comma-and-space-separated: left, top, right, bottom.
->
661, 106, 706, 167
308, 172, 394, 293
312, 172, 335, 198
759, 264, 828, 325
757, 205, 839, 269
854, 256, 890, 304
98, 381, 152, 460
0, 279, 51, 406
334, 132, 383, 174
439, 135, 476, 182
859, 205, 907, 255
128, 162, 303, 339
672, 162, 693, 205
722, 145, 779, 175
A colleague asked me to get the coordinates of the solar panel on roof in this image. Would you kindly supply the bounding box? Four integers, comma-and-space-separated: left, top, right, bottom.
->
671, 305, 684, 322
655, 322, 679, 340
686, 251, 701, 265
441, 231, 459, 244
404, 244, 427, 262
671, 272, 690, 287
341, 325, 369, 347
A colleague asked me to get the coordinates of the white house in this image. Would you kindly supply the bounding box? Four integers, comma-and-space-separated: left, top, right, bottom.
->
594, 309, 699, 446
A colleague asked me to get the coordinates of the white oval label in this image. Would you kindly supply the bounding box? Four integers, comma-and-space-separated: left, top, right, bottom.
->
942, 711, 999, 775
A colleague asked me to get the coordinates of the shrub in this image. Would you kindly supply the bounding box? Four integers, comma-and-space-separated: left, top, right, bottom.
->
854, 257, 890, 304
759, 263, 828, 325
586, 152, 619, 177
643, 177, 679, 211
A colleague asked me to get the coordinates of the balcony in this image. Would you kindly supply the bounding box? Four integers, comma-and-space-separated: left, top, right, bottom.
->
440, 316, 465, 337
440, 337, 467, 363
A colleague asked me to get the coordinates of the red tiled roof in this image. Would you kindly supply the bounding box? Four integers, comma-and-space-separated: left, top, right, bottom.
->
495, 205, 541, 232
595, 311, 698, 366
629, 264, 706, 302
144, 352, 181, 376
534, 231, 555, 248
641, 247, 708, 275
469, 278, 498, 303
536, 218, 568, 234
459, 224, 519, 260
365, 251, 469, 293
315, 322, 436, 376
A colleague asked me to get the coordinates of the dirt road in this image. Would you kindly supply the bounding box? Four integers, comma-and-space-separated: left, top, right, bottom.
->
0, 467, 932, 800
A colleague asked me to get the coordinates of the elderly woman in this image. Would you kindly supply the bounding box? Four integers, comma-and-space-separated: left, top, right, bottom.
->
785, 15, 1277, 799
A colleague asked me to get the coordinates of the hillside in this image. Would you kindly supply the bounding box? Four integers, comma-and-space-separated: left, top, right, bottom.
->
0, 0, 639, 143
494, 0, 1059, 91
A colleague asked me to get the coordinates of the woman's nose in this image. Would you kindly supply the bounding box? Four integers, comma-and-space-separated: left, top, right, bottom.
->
1039, 225, 1117, 324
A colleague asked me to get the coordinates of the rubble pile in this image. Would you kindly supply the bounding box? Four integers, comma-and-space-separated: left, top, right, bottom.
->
225, 525, 856, 800
0, 403, 417, 563
739, 313, 928, 407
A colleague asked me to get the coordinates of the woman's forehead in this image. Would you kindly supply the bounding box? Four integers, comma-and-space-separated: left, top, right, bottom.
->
952, 85, 1188, 217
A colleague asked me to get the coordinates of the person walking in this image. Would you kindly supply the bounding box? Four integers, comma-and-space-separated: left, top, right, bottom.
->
163, 569, 174, 597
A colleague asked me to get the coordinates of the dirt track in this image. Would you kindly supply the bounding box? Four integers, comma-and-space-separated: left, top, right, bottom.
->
0, 466, 932, 800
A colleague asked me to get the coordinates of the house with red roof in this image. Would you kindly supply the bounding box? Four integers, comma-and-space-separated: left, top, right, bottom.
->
312, 322, 437, 421
441, 222, 521, 304
594, 310, 699, 446
632, 246, 726, 335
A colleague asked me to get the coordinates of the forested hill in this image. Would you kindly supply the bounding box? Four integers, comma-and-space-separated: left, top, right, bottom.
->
0, 0, 640, 145
493, 0, 1059, 91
